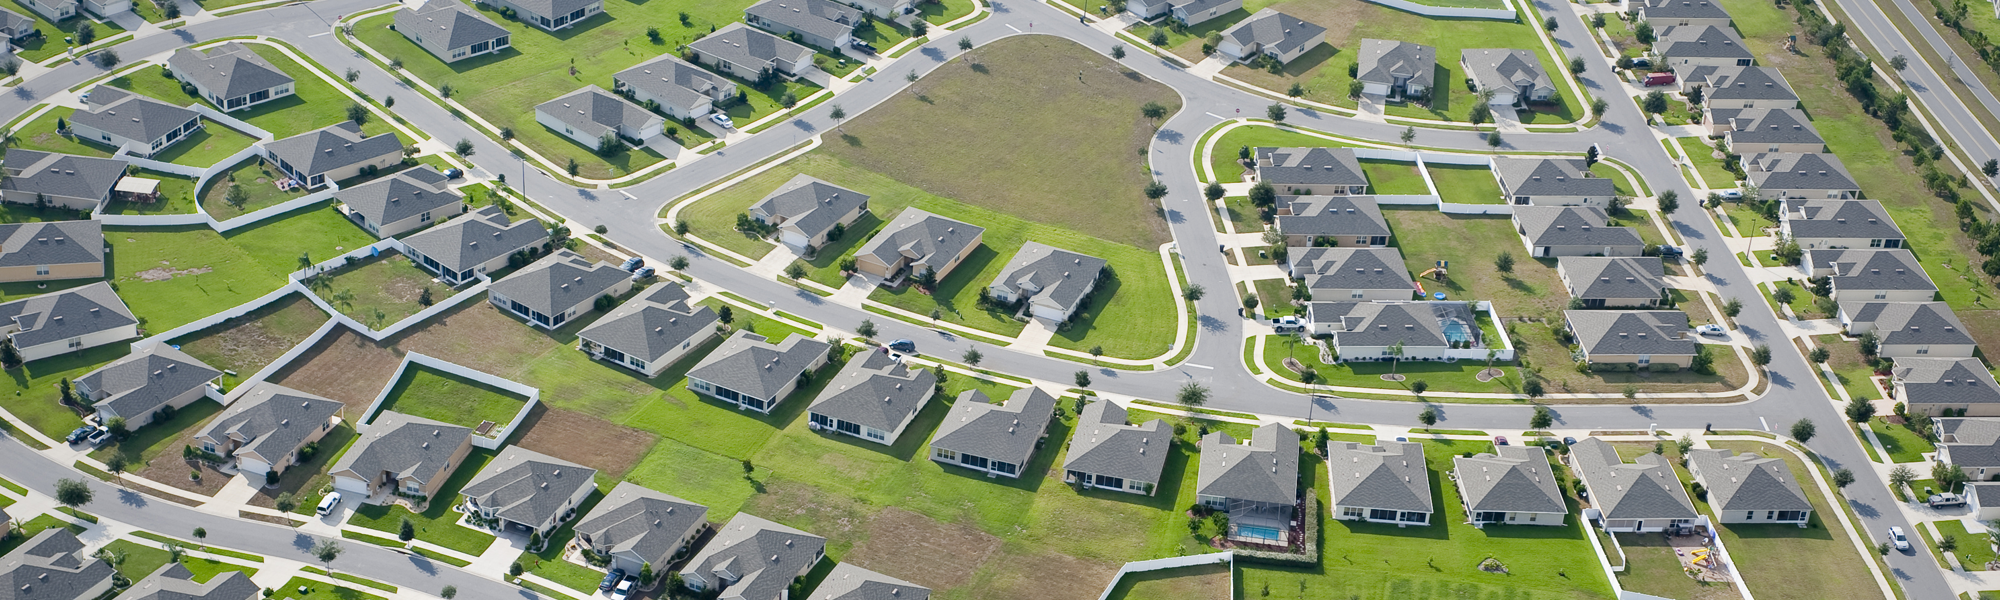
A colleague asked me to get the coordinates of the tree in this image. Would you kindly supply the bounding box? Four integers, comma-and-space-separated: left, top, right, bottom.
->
1409, 380, 1429, 394
1985, 158, 1998, 177
716, 305, 734, 324
1790, 418, 1816, 443
1833, 468, 1856, 489
1772, 286, 1795, 304
312, 539, 343, 574
91, 50, 117, 68
1148, 27, 1167, 46
1487, 132, 1503, 148
441, 586, 457, 599
1750, 344, 1772, 367
1810, 346, 1831, 363
1418, 407, 1438, 426
398, 516, 416, 541
54, 478, 91, 517
164, 541, 184, 564
1544, 15, 1558, 31
1530, 405, 1553, 429
346, 103, 369, 126
1523, 378, 1545, 398
1400, 126, 1415, 146
104, 454, 126, 484
1204, 181, 1225, 201
857, 319, 878, 338
1267, 103, 1286, 122
1891, 55, 1909, 70
1858, 331, 1879, 357
162, 1, 177, 18
1141, 101, 1169, 128
1634, 20, 1655, 43
454, 139, 475, 157
1844, 396, 1876, 423
76, 23, 95, 46
1643, 91, 1669, 114
1890, 464, 1917, 490
785, 262, 807, 281
191, 527, 206, 548
963, 348, 982, 366
1495, 251, 1515, 273
1723, 297, 1742, 317
669, 255, 689, 270
1387, 341, 1405, 375
223, 183, 250, 209
830, 105, 846, 132
1176, 381, 1209, 412
1090, 345, 1105, 362
1112, 44, 1126, 59
1183, 284, 1204, 301
1288, 82, 1305, 98
274, 492, 297, 523
1691, 248, 1709, 267
1075, 370, 1091, 388
0, 338, 19, 367
1657, 190, 1679, 214
1144, 180, 1168, 201
1591, 96, 1610, 117
1248, 182, 1276, 207
1569, 55, 1586, 74
1936, 461, 1970, 492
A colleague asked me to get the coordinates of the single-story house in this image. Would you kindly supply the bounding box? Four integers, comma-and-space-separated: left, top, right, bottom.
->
0, 530, 114, 600
262, 122, 402, 190
1654, 24, 1753, 68
1289, 247, 1416, 302
0, 150, 129, 210
1780, 198, 1901, 250
1274, 195, 1390, 246
16, 0, 74, 20
678, 514, 825, 600
0, 8, 37, 43
744, 0, 857, 50
1706, 107, 1823, 154
851, 207, 984, 284
1571, 438, 1705, 532
1327, 440, 1432, 526
928, 387, 1057, 479
686, 330, 830, 413
1967, 482, 2000, 520
1809, 248, 1937, 303
395, 0, 510, 63
1687, 448, 1811, 525
401, 205, 551, 285
1743, 152, 1859, 200
807, 346, 934, 446
578, 283, 721, 378
1637, 0, 1733, 29
166, 43, 294, 113
337, 167, 464, 238
1198, 423, 1301, 545
459, 446, 598, 537
573, 481, 710, 576
1937, 418, 2000, 480
1894, 357, 2000, 417
613, 54, 731, 121
1512, 205, 1645, 258
687, 23, 816, 79
1356, 39, 1435, 100
488, 250, 633, 330
329, 411, 474, 502
1167, 0, 1241, 25
1558, 256, 1667, 308
1216, 9, 1326, 65
195, 381, 343, 477
123, 562, 258, 600
1308, 301, 1488, 360
843, 0, 913, 19
748, 174, 869, 250
70, 86, 203, 158
1678, 65, 1796, 110
79, 344, 221, 430
480, 0, 600, 31
1838, 301, 1974, 358
0, 282, 137, 363
1460, 48, 1554, 106
1494, 157, 1616, 207
1063, 400, 1169, 496
1256, 147, 1368, 196
813, 564, 930, 600
987, 242, 1107, 322
534, 85, 664, 147
0, 220, 104, 283
1453, 445, 1566, 527
1564, 309, 1698, 369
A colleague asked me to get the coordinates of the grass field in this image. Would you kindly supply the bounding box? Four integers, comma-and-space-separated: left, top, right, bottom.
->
270, 577, 385, 600
106, 203, 374, 333
108, 48, 399, 141
1812, 335, 1880, 401
1676, 137, 1738, 188
1359, 158, 1428, 194
171, 292, 329, 389
374, 366, 527, 434
9, 108, 114, 158
346, 448, 497, 556
104, 169, 200, 215
1937, 519, 1998, 571
150, 122, 260, 168
1427, 163, 1505, 204
312, 252, 459, 328
7, 6, 125, 63
1707, 441, 1886, 600
0, 343, 128, 439
199, 157, 312, 221
1869, 417, 1934, 463
1723, 202, 1775, 234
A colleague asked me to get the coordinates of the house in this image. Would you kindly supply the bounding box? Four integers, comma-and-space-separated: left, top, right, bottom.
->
401, 205, 551, 285
459, 446, 598, 537
578, 283, 720, 378
1558, 257, 1667, 308
262, 122, 403, 189
987, 242, 1107, 322
1198, 423, 1300, 544
0, 220, 103, 283
807, 346, 934, 446
0, 8, 36, 42
1063, 400, 1168, 495
1494, 157, 1616, 207
1966, 482, 2000, 519
1893, 357, 2000, 417
687, 23, 816, 79
687, 331, 829, 413
573, 481, 710, 576
1780, 199, 1901, 250
1308, 300, 1488, 361
480, 0, 600, 31
814, 564, 930, 600
1255, 147, 1368, 196
1570, 438, 1704, 532
78, 345, 221, 430
195, 382, 343, 477
678, 514, 825, 600
16, 0, 73, 20
851, 207, 984, 284
70, 86, 203, 158
0, 282, 136, 363
1356, 39, 1435, 100
0, 150, 129, 210
1655, 25, 1753, 68
329, 411, 474, 501
166, 43, 294, 112
1686, 449, 1811, 526
1453, 445, 1566, 527
1637, 0, 1733, 28
488, 250, 634, 330
336, 167, 464, 238
534, 85, 664, 147
123, 563, 258, 600
1168, 0, 1241, 25
0, 530, 114, 600
1326, 441, 1432, 526
1938, 418, 2000, 480
745, 0, 857, 50
0, 509, 11, 539
1289, 247, 1416, 302
1274, 195, 1390, 246
395, 0, 510, 63
1677, 65, 1796, 110
843, 0, 913, 19
1743, 153, 1859, 200
1460, 49, 1554, 105
78, 0, 128, 18
1565, 310, 1698, 369
748, 174, 869, 249
928, 387, 1057, 479
1216, 9, 1325, 65
613, 54, 731, 121
1512, 205, 1645, 258
1809, 249, 1936, 303
1839, 301, 1974, 358
1706, 107, 1824, 154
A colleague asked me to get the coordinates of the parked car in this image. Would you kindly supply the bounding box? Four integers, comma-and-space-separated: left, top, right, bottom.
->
1929, 493, 1968, 508
1643, 72, 1676, 87
1887, 526, 1911, 551
1629, 57, 1653, 68
1696, 324, 1727, 337
620, 257, 645, 272
1271, 316, 1304, 333
65, 426, 95, 445
316, 492, 343, 516
442, 168, 464, 180
85, 428, 110, 448
631, 266, 656, 280
1562, 436, 1578, 447
850, 39, 878, 54
1394, 437, 1408, 442
709, 113, 734, 129
1720, 189, 1743, 200
599, 568, 626, 592
1493, 436, 1509, 446
1655, 244, 1683, 258
886, 339, 917, 354
611, 577, 635, 600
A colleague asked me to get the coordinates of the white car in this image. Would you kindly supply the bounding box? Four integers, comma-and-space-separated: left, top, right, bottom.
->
315, 491, 342, 516
1721, 189, 1744, 200
709, 113, 734, 129
1696, 324, 1727, 337
1887, 526, 1911, 551
610, 577, 634, 600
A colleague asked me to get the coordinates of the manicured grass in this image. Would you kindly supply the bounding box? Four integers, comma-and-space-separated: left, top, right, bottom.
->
301, 567, 396, 593
374, 366, 527, 434
1262, 334, 1524, 394
921, 0, 975, 25
180, 556, 259, 582
1869, 417, 1935, 463
0, 203, 91, 224
269, 576, 386, 600
1380, 208, 1558, 319
1676, 137, 1738, 188
0, 515, 87, 556
8, 7, 125, 63
198, 157, 312, 221
151, 122, 260, 168
1764, 280, 1828, 319
0, 342, 128, 438
1206, 124, 1358, 183
346, 448, 498, 556
88, 399, 222, 467
1254, 278, 1295, 317
312, 252, 461, 328
1812, 335, 1881, 401
1591, 162, 1644, 198
1709, 441, 1888, 600
1616, 532, 1736, 599
1220, 196, 1265, 234
108, 52, 398, 141
104, 169, 200, 215
1427, 163, 1505, 204
1723, 202, 1775, 234
100, 539, 175, 582
9, 107, 116, 158
1939, 519, 1999, 571
1129, 10, 1255, 62
1359, 158, 1428, 195
221, 202, 380, 277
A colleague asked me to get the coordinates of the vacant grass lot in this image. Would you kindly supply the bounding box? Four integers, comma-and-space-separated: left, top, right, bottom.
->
375, 366, 526, 434
1359, 158, 1428, 194
110, 49, 398, 141
8, 6, 125, 63
105, 169, 200, 216
107, 204, 374, 333
1427, 163, 1504, 204
1707, 441, 1885, 600
200, 157, 311, 221
347, 448, 497, 555
313, 252, 458, 328
1676, 137, 1737, 188
171, 292, 329, 389
1102, 562, 1231, 600
1811, 335, 1880, 401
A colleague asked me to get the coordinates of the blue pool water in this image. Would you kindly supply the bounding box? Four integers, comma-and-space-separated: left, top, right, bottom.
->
1238, 525, 1282, 541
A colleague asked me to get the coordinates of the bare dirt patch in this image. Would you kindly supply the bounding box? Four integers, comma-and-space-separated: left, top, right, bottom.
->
962, 545, 1118, 600
270, 327, 404, 410
172, 293, 330, 377
510, 405, 657, 480
132, 440, 231, 497
135, 261, 214, 282
842, 507, 1003, 592
744, 479, 879, 548
272, 299, 562, 410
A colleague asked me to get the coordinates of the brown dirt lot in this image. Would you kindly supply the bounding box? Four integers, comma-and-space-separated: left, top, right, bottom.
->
272, 297, 565, 410
508, 405, 657, 480
842, 507, 1003, 591
1103, 562, 1231, 600
960, 544, 1119, 600
270, 328, 403, 411
171, 293, 330, 378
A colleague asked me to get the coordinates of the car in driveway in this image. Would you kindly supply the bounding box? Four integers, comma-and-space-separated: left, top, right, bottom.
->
599, 568, 625, 592
316, 492, 343, 516
1929, 493, 1968, 508
65, 426, 95, 445
1696, 324, 1727, 337
709, 113, 734, 129
1887, 526, 1911, 551
610, 577, 635, 600
1493, 436, 1509, 446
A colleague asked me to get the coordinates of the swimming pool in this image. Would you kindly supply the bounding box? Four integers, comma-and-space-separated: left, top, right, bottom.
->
1237, 525, 1283, 542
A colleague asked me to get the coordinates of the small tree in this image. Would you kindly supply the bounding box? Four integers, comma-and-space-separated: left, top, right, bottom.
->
441, 586, 457, 599
1544, 15, 1558, 31
454, 139, 475, 157
1530, 405, 1553, 430
1387, 341, 1405, 375
1183, 284, 1205, 301
1204, 181, 1225, 201
1691, 248, 1709, 267
1176, 381, 1209, 413
1495, 252, 1514, 273
1418, 407, 1438, 427
1289, 82, 1306, 98
346, 103, 369, 126
1267, 103, 1286, 122
55, 478, 91, 517
1891, 55, 1909, 70
1889, 464, 1916, 490
1810, 346, 1831, 363
785, 262, 807, 281
963, 348, 983, 366
829, 105, 846, 132
1141, 101, 1169, 128
1075, 370, 1091, 389
1657, 190, 1680, 214
1111, 45, 1126, 59
1723, 298, 1743, 317
856, 319, 878, 338
1410, 380, 1428, 394
398, 516, 416, 541
1400, 126, 1415, 146
76, 23, 95, 46
1248, 182, 1277, 207
274, 493, 297, 524
1985, 159, 1998, 177
1790, 418, 1816, 443
224, 183, 250, 209
104, 454, 126, 484
1751, 344, 1772, 368
1523, 378, 1545, 398
1833, 468, 1855, 489
1144, 180, 1169, 201
1487, 131, 1503, 148
1591, 96, 1609, 117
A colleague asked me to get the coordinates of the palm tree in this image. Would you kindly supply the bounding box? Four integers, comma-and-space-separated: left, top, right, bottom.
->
1483, 348, 1499, 377
957, 37, 973, 66
829, 105, 846, 133
331, 288, 355, 309
1387, 341, 1406, 377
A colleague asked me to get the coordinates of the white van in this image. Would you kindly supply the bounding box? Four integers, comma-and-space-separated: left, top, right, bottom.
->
316, 492, 342, 516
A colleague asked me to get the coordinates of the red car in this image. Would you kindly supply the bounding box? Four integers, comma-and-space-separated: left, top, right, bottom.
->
1643, 72, 1677, 87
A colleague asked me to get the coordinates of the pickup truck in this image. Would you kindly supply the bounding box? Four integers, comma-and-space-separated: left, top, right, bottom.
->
1929, 493, 1968, 508
1271, 316, 1304, 333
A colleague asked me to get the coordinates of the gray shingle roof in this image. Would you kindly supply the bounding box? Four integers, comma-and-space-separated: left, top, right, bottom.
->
536, 85, 660, 140
501, 0, 596, 19
1640, 0, 1731, 21
337, 167, 460, 227
122, 563, 258, 600
807, 347, 933, 432
1939, 418, 2000, 469
989, 242, 1105, 315
0, 220, 103, 269
1198, 423, 1299, 505
1, 150, 129, 203
1275, 195, 1390, 238
1566, 310, 1696, 357
1494, 157, 1616, 198
0, 282, 135, 348
680, 513, 825, 600
460, 446, 597, 528
1063, 401, 1169, 484
1561, 257, 1666, 301
1745, 152, 1857, 192
1895, 357, 2000, 407
1513, 205, 1643, 249
929, 387, 1056, 469
263, 122, 403, 179
1326, 441, 1432, 513
331, 411, 472, 486
489, 250, 627, 318
1711, 108, 1822, 146
80, 345, 220, 423
1696, 66, 1795, 102
1356, 39, 1435, 89
1309, 301, 1477, 348
690, 23, 813, 72
811, 563, 929, 600
1221, 9, 1325, 55
1256, 147, 1366, 188
1783, 198, 1899, 241
1839, 301, 1971, 346
750, 174, 868, 243
197, 381, 343, 467
1816, 249, 1935, 293
746, 0, 857, 42
577, 283, 719, 367
687, 330, 829, 402
614, 54, 727, 113
0, 8, 33, 39
1657, 25, 1752, 59
853, 208, 984, 276
575, 481, 708, 570
73, 86, 199, 146
397, 0, 508, 52
1570, 438, 1698, 520
1688, 449, 1811, 512
0, 530, 113, 600
167, 43, 293, 102
1293, 247, 1414, 294
1460, 49, 1551, 95
1453, 445, 1566, 515
400, 205, 549, 272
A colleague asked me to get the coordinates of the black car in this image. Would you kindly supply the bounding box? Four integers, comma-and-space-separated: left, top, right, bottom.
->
886, 339, 917, 353
65, 426, 95, 444
599, 568, 626, 592
850, 40, 878, 54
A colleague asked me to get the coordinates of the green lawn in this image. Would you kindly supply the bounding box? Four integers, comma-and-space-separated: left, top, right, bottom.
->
1723, 202, 1775, 234
171, 292, 329, 389
1617, 532, 1736, 599
269, 577, 386, 600
1939, 519, 1999, 571
199, 157, 311, 221
374, 366, 527, 435
179, 556, 259, 582
151, 122, 260, 168
0, 515, 86, 556
9, 108, 118, 158
1427, 163, 1505, 204
1359, 158, 1428, 195
220, 202, 380, 276
1676, 137, 1738, 188
0, 344, 128, 438
346, 448, 497, 556
312, 252, 461, 329
1219, 196, 1264, 234
1869, 417, 1935, 463
1708, 441, 1887, 600
920, 0, 975, 24
107, 204, 374, 334
104, 169, 199, 215
89, 399, 221, 466
109, 50, 398, 141
100, 539, 175, 582
1205, 124, 1358, 183
1262, 334, 1523, 394
1812, 335, 1880, 401
1764, 280, 1828, 319
1254, 278, 1294, 317
7, 6, 125, 63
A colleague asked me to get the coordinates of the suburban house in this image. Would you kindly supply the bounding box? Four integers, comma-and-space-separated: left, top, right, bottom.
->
1512, 206, 1645, 258
195, 381, 343, 477
1255, 147, 1367, 196
986, 242, 1106, 322
78, 345, 221, 430
1937, 418, 2000, 480
400, 205, 551, 285
487, 250, 633, 330
1198, 423, 1301, 544
1678, 65, 1796, 110
1637, 0, 1733, 28
613, 54, 731, 121
1127, 0, 1241, 25
1966, 483, 2000, 520
0, 282, 137, 362
1062, 400, 1169, 496
1557, 256, 1667, 308
329, 411, 474, 501
927, 387, 1057, 479
1839, 301, 1974, 358
1326, 441, 1432, 526
166, 43, 294, 112
1894, 357, 2000, 417
1808, 248, 1937, 303
0, 510, 9, 539
16, 0, 73, 20
577, 283, 720, 378
1452, 445, 1566, 527
1571, 438, 1704, 532
813, 564, 931, 600
481, 0, 600, 31
1307, 301, 1489, 361
686, 331, 830, 413
1780, 198, 1901, 250
459, 446, 598, 537
1356, 39, 1435, 100
336, 167, 464, 238
1494, 157, 1616, 207
535, 85, 665, 147
395, 0, 510, 63
1460, 49, 1554, 106
0, 8, 35, 42
851, 207, 984, 284
688, 23, 816, 79
807, 347, 935, 446
744, 0, 857, 50
1686, 449, 1811, 525
262, 122, 402, 189
0, 150, 129, 210
0, 530, 114, 600
1288, 247, 1416, 301
70, 86, 202, 158
678, 514, 825, 600
574, 481, 710, 576
1564, 310, 1698, 369
843, 0, 913, 18
1706, 107, 1824, 154
1216, 9, 1326, 65
1743, 152, 1860, 200
1655, 25, 1754, 68
748, 174, 869, 249
124, 563, 258, 600
1274, 195, 1390, 246
0, 220, 104, 283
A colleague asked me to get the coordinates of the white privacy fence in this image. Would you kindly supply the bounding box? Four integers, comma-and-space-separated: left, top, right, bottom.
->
1094, 553, 1235, 600
289, 239, 491, 342
356, 351, 540, 449
1347, 148, 1517, 215
1359, 0, 1516, 19
96, 108, 355, 231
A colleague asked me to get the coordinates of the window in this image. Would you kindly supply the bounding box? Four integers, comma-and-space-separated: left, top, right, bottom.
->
1637, 355, 1651, 365
865, 429, 885, 441
1341, 506, 1363, 519
1368, 508, 1398, 521
34, 265, 48, 276
1747, 511, 1757, 520
934, 448, 957, 461
1776, 510, 1807, 521
421, 211, 433, 223
1870, 239, 1883, 247
1350, 291, 1363, 299
1917, 346, 1930, 355
1875, 292, 1888, 300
